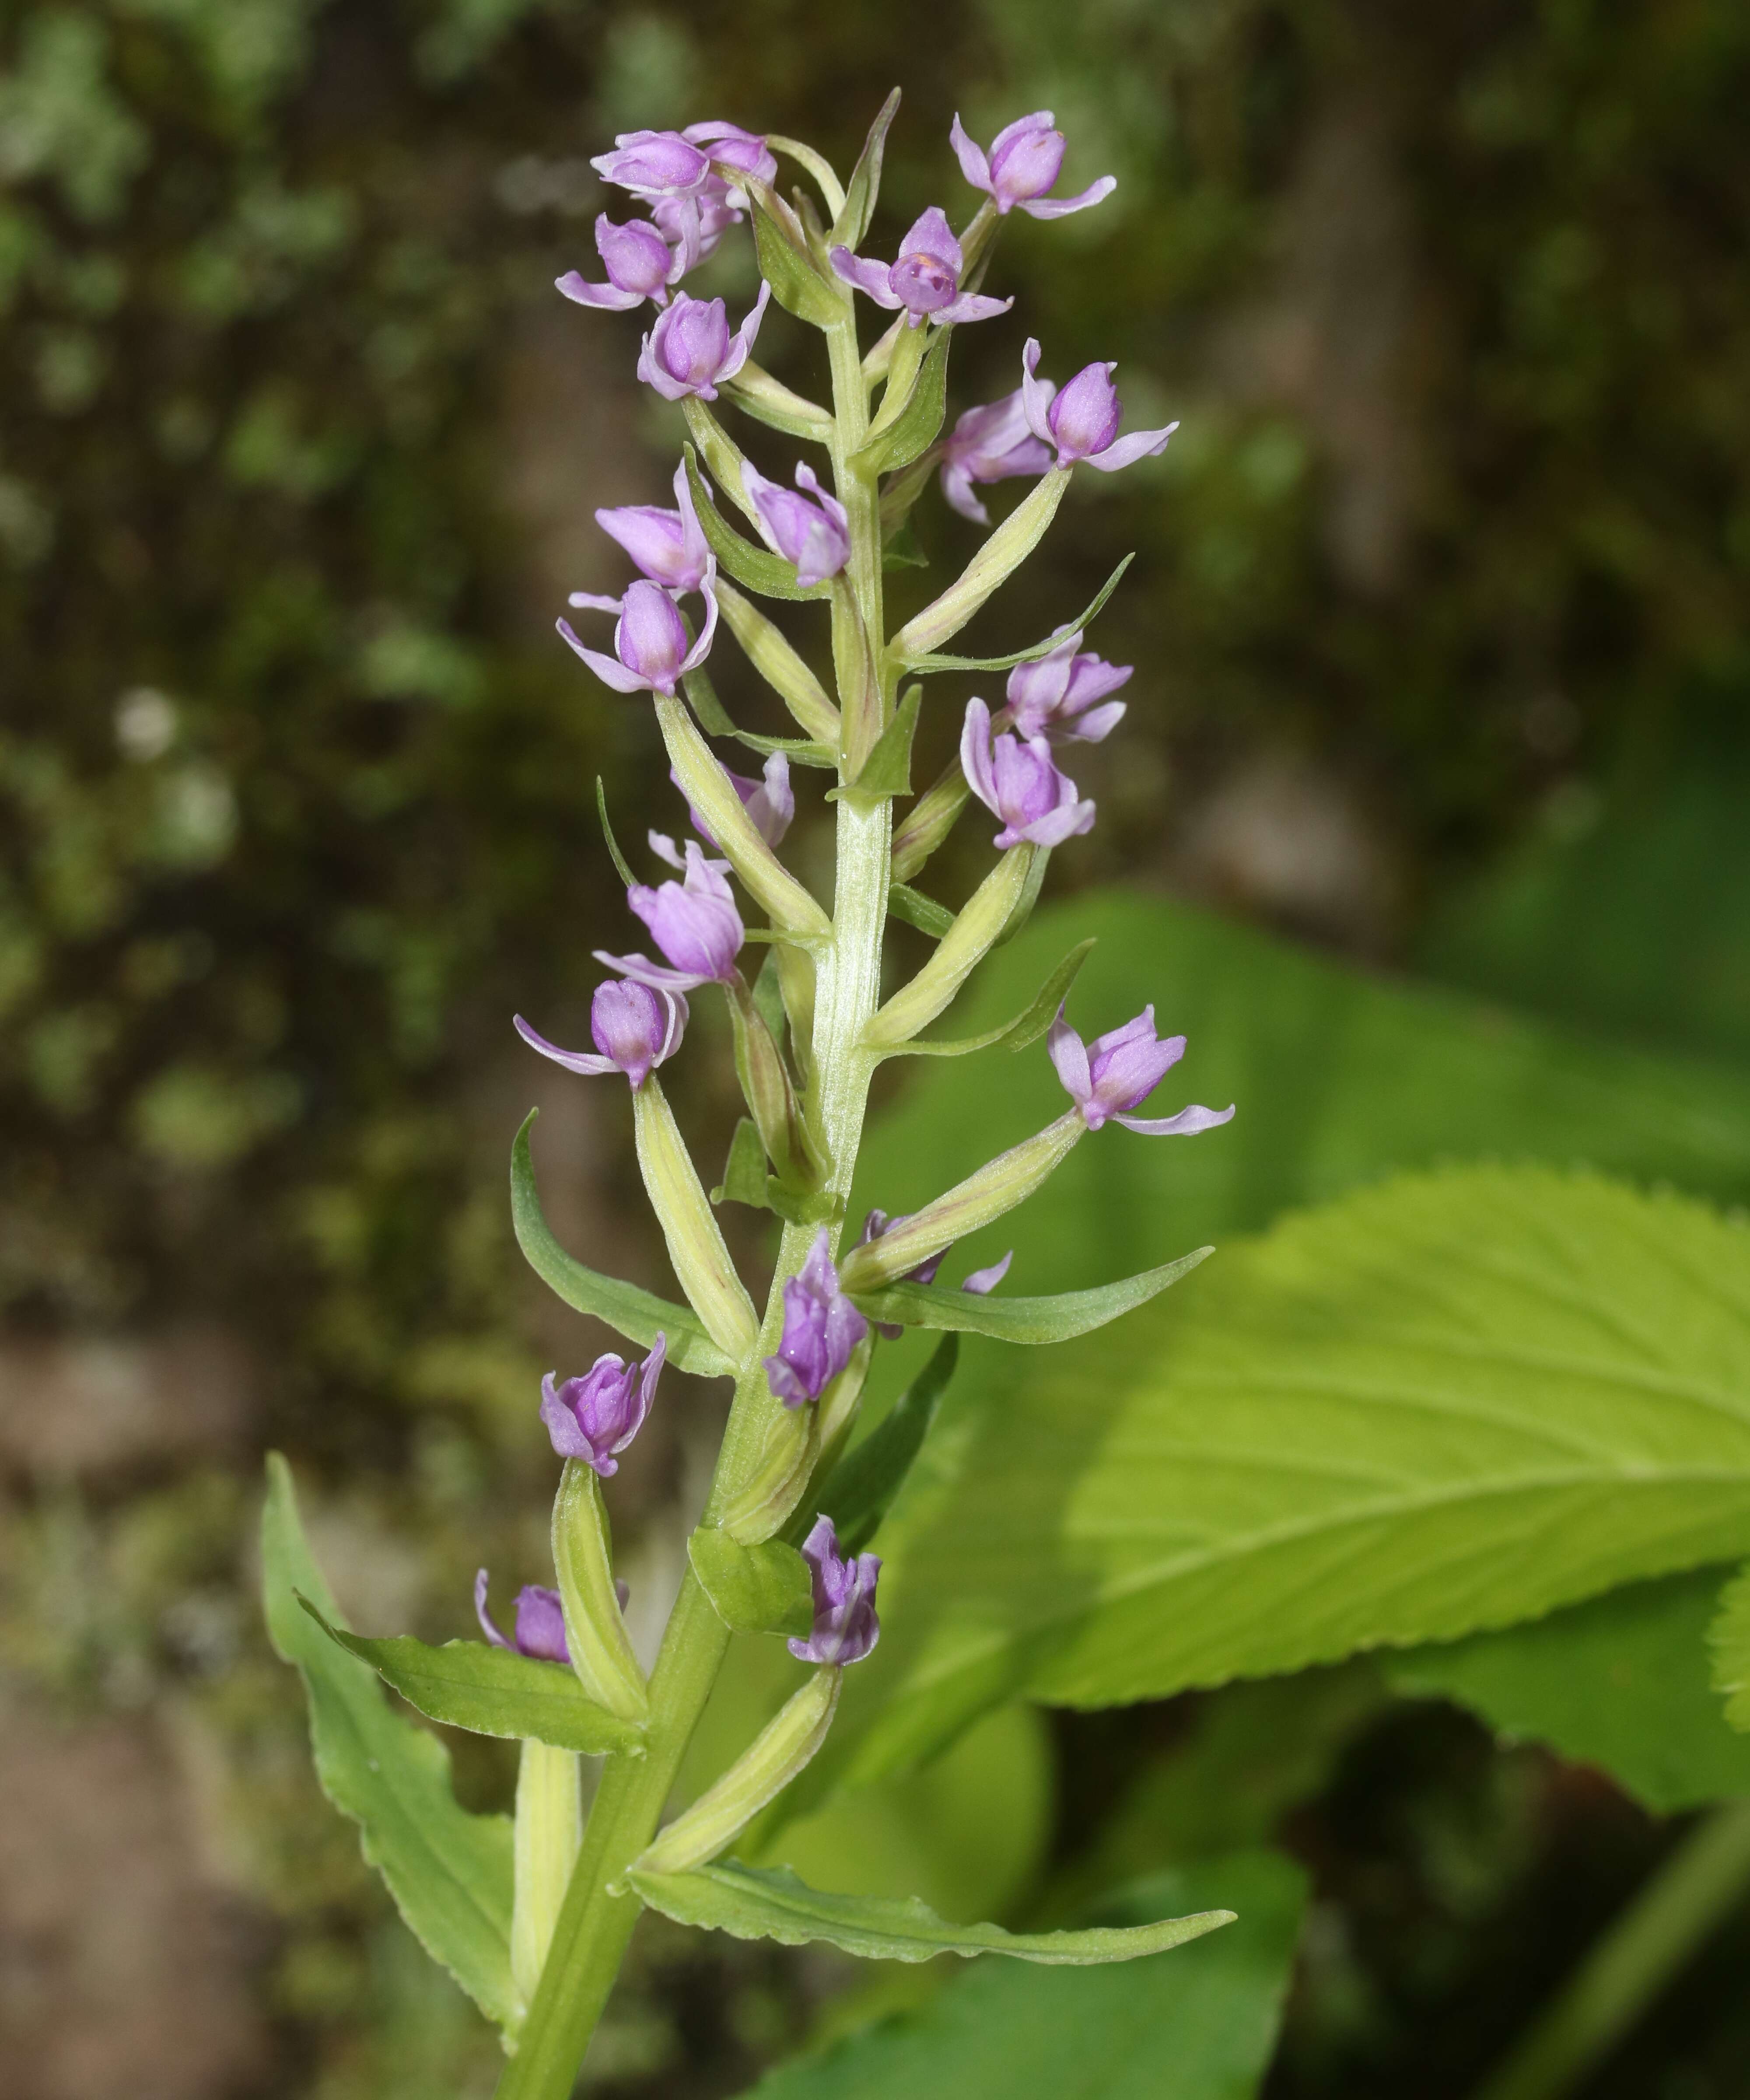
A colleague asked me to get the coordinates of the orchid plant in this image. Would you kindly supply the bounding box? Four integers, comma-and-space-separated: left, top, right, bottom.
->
265, 95, 1244, 2099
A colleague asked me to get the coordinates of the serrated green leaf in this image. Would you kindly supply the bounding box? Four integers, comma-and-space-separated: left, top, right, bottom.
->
887, 939, 1096, 1060
850, 1249, 1211, 1345
629, 1858, 1234, 1966
690, 1528, 815, 1639
898, 556, 1132, 675
737, 1852, 1306, 2100
1391, 1565, 1750, 1810
836, 687, 919, 802
511, 1110, 733, 1378
830, 1166, 1750, 1790
684, 447, 831, 603
298, 1598, 646, 1757
854, 329, 952, 477
887, 883, 953, 938
747, 180, 844, 327
830, 88, 900, 252
803, 1334, 959, 1555
261, 1456, 518, 2030
1709, 1562, 1750, 1731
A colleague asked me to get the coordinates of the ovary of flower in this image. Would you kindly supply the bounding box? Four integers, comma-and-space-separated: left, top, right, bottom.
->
592, 461, 712, 594
594, 836, 745, 992
539, 1335, 665, 1478
764, 1229, 869, 1407
959, 695, 1096, 849
637, 284, 771, 402
788, 1516, 880, 1667
1020, 339, 1178, 472
740, 461, 851, 588
830, 206, 1012, 329
557, 568, 720, 697
1004, 629, 1131, 743
1049, 1004, 1236, 1136
949, 111, 1116, 219
556, 211, 699, 312
513, 980, 688, 1091
938, 388, 1054, 524
475, 1570, 571, 1663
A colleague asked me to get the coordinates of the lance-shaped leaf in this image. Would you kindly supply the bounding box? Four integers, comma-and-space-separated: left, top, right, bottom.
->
902, 556, 1134, 676
886, 939, 1096, 1059
681, 400, 762, 529
716, 577, 841, 742
837, 686, 920, 804
713, 1115, 772, 1211
865, 848, 1039, 1050
725, 358, 837, 439
689, 1527, 816, 1639
837, 1112, 1086, 1295
804, 1333, 959, 1555
884, 513, 930, 570
511, 1111, 732, 1379
633, 1075, 760, 1361
747, 179, 845, 327
890, 469, 1070, 662
851, 1248, 1211, 1345
891, 763, 972, 886
298, 1600, 647, 1756
261, 1456, 519, 2031
627, 1859, 1233, 1966
855, 329, 951, 477
830, 87, 900, 251
1712, 1564, 1750, 1732
888, 884, 955, 939
655, 696, 833, 938
683, 445, 831, 602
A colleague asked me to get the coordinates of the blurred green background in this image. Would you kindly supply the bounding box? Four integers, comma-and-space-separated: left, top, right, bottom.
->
2, 1, 1747, 2094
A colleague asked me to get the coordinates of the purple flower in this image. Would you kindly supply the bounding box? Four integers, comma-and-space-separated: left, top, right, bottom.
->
653, 189, 738, 262
637, 285, 771, 402
595, 836, 745, 992
592, 461, 711, 595
556, 211, 698, 312
682, 119, 777, 203
830, 207, 1012, 330
557, 570, 719, 697
1049, 1004, 1236, 1136
950, 112, 1116, 220
475, 1570, 570, 1664
513, 980, 688, 1091
938, 389, 1054, 525
1021, 340, 1178, 472
960, 695, 1096, 849
1004, 629, 1131, 744
764, 1229, 869, 1408
539, 1334, 665, 1477
787, 1516, 880, 1667
673, 750, 794, 850
741, 461, 850, 588
592, 130, 717, 201
858, 1209, 1013, 1337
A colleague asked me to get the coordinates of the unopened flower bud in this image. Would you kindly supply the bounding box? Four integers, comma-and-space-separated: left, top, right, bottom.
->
764, 1230, 869, 1407
594, 461, 711, 593
1049, 1004, 1235, 1136
514, 980, 687, 1090
540, 1334, 665, 1477
950, 112, 1116, 219
788, 1515, 880, 1666
741, 462, 850, 588
475, 1570, 571, 1664
637, 286, 771, 402
960, 696, 1096, 848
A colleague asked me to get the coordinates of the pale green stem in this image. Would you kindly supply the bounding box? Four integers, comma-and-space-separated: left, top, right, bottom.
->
493, 280, 893, 2100
1471, 1800, 1750, 2100
510, 1741, 582, 2016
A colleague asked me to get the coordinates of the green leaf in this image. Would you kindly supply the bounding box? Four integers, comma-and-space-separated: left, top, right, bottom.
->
804, 1334, 959, 1554
724, 360, 837, 441
628, 1858, 1234, 1966
887, 883, 954, 938
899, 556, 1133, 675
747, 179, 844, 327
714, 1115, 772, 1211
887, 939, 1096, 1059
828, 1166, 1750, 1790
690, 1528, 816, 1639
736, 1852, 1306, 2100
594, 776, 636, 889
882, 514, 928, 571
261, 1456, 518, 2030
680, 663, 742, 738
1709, 1561, 1750, 1731
838, 686, 920, 802
850, 1249, 1211, 1345
830, 87, 901, 251
684, 447, 830, 604
1390, 1565, 1750, 1810
734, 733, 837, 769
854, 329, 952, 477
511, 1110, 733, 1378
298, 1599, 646, 1757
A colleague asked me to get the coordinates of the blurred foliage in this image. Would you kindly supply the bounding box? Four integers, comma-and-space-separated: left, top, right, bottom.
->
2, 0, 1748, 2094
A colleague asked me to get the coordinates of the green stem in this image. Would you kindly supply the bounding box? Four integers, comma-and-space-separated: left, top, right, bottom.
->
493, 282, 893, 2100
1471, 1800, 1750, 2100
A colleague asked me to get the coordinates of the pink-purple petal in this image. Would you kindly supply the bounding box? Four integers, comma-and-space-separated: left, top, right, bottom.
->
1085, 421, 1180, 472
1115, 1103, 1237, 1136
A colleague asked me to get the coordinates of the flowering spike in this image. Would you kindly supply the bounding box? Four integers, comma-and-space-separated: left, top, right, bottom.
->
1049, 1005, 1235, 1136
540, 1334, 665, 1477
764, 1230, 870, 1407
475, 1570, 572, 1664
939, 389, 1054, 524
1004, 630, 1131, 743
949, 112, 1115, 220
638, 285, 771, 402
1022, 340, 1178, 472
515, 981, 687, 1090
830, 207, 1012, 330
960, 696, 1096, 849
788, 1516, 880, 1666
741, 461, 851, 588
